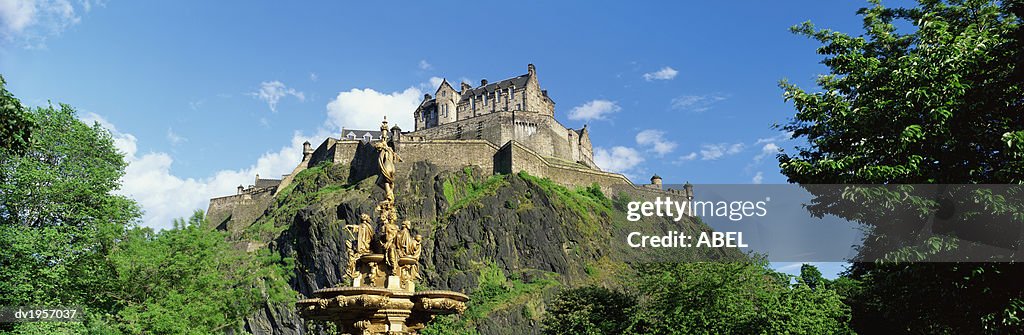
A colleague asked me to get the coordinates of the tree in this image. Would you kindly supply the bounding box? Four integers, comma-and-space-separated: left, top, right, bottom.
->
0, 101, 140, 310
542, 286, 636, 335
626, 261, 851, 335
0, 81, 294, 334
0, 76, 35, 156
778, 0, 1024, 333
96, 211, 294, 334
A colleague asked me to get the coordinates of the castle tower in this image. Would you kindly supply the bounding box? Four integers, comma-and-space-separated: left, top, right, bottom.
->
650, 174, 663, 190
302, 141, 313, 161
435, 79, 458, 125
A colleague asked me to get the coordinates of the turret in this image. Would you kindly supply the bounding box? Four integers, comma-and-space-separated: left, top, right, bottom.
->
302, 141, 313, 161
650, 174, 663, 190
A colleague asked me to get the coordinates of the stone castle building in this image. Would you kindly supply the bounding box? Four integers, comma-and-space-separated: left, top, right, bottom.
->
209, 64, 681, 226
407, 64, 595, 168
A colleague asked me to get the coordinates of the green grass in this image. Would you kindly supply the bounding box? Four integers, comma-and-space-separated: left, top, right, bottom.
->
517, 171, 614, 236
243, 161, 349, 241
441, 168, 509, 218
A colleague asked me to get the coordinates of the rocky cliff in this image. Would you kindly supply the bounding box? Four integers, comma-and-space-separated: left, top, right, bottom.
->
214, 160, 734, 334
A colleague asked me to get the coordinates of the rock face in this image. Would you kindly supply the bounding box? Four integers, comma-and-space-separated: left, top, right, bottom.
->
222, 161, 721, 334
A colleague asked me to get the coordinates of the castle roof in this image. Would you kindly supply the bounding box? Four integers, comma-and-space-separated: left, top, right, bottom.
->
459, 74, 530, 100
341, 128, 385, 142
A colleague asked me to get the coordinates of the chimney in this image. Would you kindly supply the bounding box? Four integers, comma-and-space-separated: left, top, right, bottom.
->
481, 79, 488, 86
461, 82, 472, 92
423, 93, 432, 100
528, 63, 536, 76
237, 185, 244, 195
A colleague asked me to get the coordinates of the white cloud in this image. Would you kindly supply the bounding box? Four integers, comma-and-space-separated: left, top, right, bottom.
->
0, 0, 96, 48
753, 142, 779, 163
418, 59, 432, 70
81, 112, 323, 231
670, 94, 726, 112
752, 171, 764, 184
642, 66, 678, 81
74, 78, 443, 230
166, 127, 186, 145
568, 100, 620, 121
593, 146, 644, 176
309, 72, 318, 82
635, 129, 676, 155
756, 131, 793, 145
251, 80, 305, 113
676, 152, 697, 163
326, 86, 421, 132
699, 142, 744, 160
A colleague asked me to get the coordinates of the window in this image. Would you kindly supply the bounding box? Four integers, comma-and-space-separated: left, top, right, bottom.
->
482, 93, 487, 105
510, 86, 515, 100
363, 133, 371, 142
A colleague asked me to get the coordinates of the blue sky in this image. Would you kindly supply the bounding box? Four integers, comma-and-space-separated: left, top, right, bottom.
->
1, 1, 905, 278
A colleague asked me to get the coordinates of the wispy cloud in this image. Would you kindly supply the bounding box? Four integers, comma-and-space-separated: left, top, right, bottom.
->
250, 80, 305, 113
166, 127, 186, 145
418, 59, 432, 70
568, 100, 620, 121
635, 129, 677, 156
699, 142, 744, 160
642, 66, 678, 81
0, 0, 103, 48
670, 94, 727, 112
309, 72, 318, 82
752, 171, 764, 184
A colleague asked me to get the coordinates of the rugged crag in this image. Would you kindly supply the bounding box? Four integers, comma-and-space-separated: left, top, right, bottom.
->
217, 160, 729, 334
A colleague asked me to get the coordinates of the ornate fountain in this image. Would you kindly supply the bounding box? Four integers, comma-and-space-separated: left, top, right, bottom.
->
296, 118, 468, 334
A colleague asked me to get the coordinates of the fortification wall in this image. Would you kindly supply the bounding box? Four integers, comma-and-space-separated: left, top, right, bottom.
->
207, 190, 275, 233
498, 141, 632, 192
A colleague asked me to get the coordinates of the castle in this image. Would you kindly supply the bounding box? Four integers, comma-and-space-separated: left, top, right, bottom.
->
208, 64, 681, 227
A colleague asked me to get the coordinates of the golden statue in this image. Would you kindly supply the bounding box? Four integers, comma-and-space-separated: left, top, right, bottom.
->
374, 119, 401, 204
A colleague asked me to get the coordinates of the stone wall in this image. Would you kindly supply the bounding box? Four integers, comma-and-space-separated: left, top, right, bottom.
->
207, 190, 275, 233
497, 141, 632, 192
405, 110, 593, 168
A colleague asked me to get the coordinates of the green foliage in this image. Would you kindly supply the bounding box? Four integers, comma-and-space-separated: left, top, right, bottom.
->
442, 168, 509, 217
779, 1, 1024, 333
542, 262, 852, 335
247, 161, 348, 240
779, 0, 1022, 184
0, 102, 140, 321
0, 85, 295, 334
517, 172, 612, 235
96, 211, 294, 334
0, 75, 35, 156
542, 286, 636, 335
627, 261, 852, 335
422, 262, 559, 335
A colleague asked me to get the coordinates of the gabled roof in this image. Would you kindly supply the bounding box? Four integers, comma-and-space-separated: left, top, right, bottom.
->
435, 79, 455, 94
460, 74, 530, 101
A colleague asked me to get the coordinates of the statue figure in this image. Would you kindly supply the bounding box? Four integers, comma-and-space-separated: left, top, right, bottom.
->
397, 220, 413, 257
354, 213, 374, 254
410, 234, 423, 260
373, 119, 402, 204
408, 235, 423, 281
381, 218, 400, 272
345, 240, 358, 280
